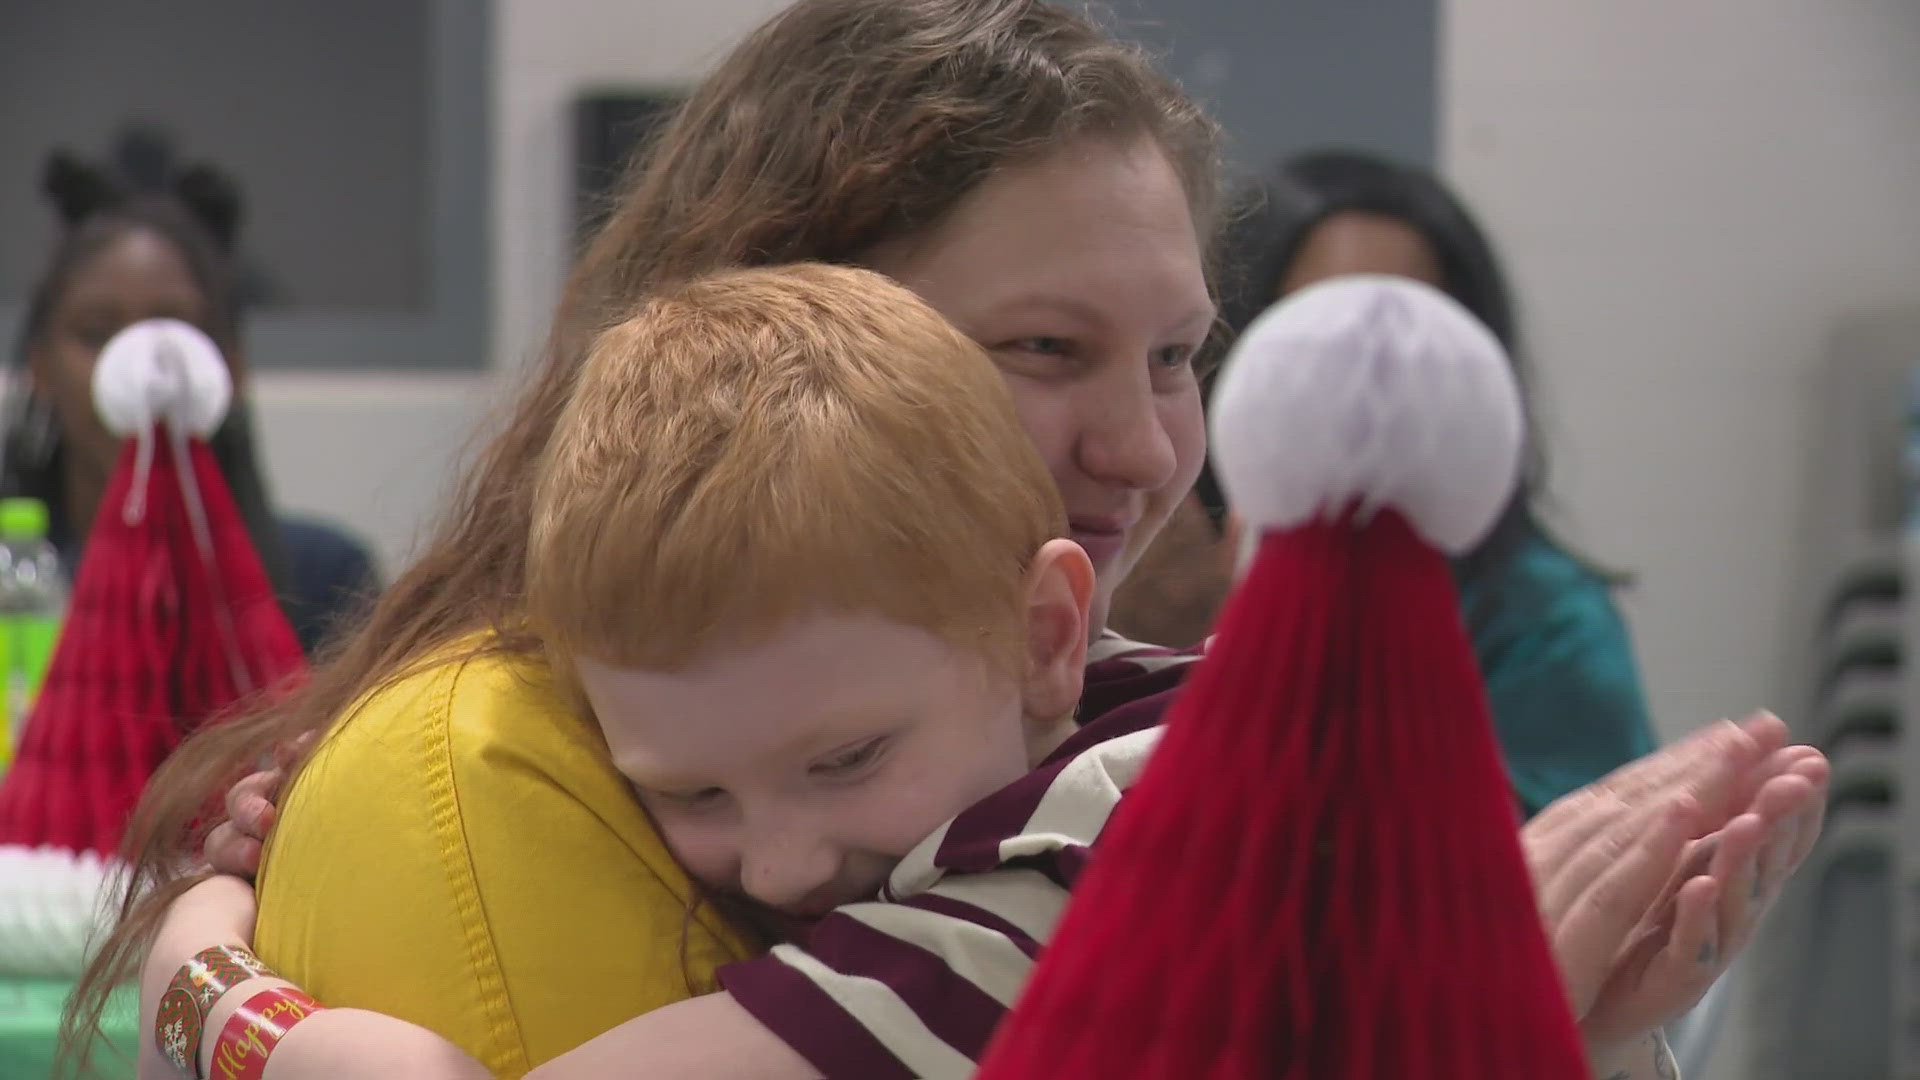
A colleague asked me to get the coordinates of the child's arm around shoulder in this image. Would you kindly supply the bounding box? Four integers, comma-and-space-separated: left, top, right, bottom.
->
143, 877, 816, 1080
526, 993, 820, 1079
228, 994, 814, 1080
237, 992, 815, 1080
140, 877, 485, 1080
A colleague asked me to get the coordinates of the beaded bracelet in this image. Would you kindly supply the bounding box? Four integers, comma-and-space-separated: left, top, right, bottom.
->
155, 945, 275, 1078
209, 987, 326, 1080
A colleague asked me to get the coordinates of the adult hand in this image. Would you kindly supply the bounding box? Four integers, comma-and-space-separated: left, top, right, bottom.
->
1579, 743, 1827, 1048
1522, 713, 1828, 1051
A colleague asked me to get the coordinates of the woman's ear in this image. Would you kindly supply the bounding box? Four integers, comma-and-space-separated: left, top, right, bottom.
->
24, 329, 53, 392
1021, 537, 1095, 724
1221, 511, 1247, 579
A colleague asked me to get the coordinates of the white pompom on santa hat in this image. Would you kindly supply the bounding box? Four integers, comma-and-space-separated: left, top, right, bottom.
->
1212, 272, 1524, 560
90, 317, 232, 440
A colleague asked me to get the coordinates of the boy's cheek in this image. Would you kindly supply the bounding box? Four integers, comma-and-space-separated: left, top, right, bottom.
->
654, 823, 737, 889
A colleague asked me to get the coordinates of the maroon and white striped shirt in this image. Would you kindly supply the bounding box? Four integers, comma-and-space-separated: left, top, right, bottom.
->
717, 632, 1203, 1078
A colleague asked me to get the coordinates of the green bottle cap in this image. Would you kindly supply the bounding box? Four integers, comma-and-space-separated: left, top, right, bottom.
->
0, 498, 49, 540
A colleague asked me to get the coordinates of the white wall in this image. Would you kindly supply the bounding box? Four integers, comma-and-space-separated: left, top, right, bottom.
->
1443, 2, 1920, 732
248, 375, 490, 576
1442, 3, 1920, 1075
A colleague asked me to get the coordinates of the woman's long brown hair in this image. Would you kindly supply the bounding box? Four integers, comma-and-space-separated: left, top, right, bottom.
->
60, 1, 1219, 1072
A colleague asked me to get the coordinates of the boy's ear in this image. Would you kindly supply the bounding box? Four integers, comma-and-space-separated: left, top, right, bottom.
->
1022, 538, 1095, 723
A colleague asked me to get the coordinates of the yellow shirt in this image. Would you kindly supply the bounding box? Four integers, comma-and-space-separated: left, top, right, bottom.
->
254, 639, 750, 1077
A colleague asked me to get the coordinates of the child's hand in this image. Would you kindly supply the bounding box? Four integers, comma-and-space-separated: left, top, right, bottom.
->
203, 769, 281, 877
201, 732, 313, 877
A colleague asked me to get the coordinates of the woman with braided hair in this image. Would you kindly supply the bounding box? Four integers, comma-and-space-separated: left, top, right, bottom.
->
7, 130, 378, 656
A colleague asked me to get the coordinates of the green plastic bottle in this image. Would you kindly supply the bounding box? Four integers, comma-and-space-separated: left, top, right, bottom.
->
0, 497, 64, 772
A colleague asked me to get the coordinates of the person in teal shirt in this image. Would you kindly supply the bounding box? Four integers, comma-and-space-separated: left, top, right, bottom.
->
1453, 527, 1657, 816
1161, 149, 1657, 817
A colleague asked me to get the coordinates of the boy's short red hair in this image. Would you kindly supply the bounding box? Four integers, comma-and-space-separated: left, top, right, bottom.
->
528, 263, 1065, 679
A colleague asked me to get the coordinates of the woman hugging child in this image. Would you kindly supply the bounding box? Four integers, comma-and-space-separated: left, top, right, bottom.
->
138, 262, 1154, 1079
118, 256, 1830, 1080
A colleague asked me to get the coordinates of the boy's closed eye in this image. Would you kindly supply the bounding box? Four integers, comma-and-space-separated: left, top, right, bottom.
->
646, 786, 729, 811
633, 734, 894, 807
810, 735, 891, 781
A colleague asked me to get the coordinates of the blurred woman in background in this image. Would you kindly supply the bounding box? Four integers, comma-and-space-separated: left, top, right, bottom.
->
1113, 149, 1656, 816
6, 132, 378, 655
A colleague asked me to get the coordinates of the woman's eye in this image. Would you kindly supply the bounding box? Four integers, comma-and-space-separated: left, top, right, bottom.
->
1152, 343, 1196, 369
1006, 336, 1074, 358
72, 321, 120, 350
813, 737, 886, 777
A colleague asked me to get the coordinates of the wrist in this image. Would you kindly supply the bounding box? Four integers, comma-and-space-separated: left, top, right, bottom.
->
1588, 1041, 1638, 1077
198, 975, 293, 1080
150, 938, 264, 1078
1587, 1030, 1677, 1080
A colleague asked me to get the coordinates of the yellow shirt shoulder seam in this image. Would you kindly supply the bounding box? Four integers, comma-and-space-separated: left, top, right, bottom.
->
423, 647, 533, 1077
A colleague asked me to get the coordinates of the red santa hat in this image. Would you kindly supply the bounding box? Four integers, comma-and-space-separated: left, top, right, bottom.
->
0, 319, 305, 975
977, 275, 1588, 1077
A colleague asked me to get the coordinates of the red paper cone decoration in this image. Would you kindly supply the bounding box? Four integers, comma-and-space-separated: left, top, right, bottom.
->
977, 276, 1587, 1078
0, 320, 304, 975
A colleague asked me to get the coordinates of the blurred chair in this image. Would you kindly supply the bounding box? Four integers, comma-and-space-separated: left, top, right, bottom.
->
1753, 306, 1920, 1079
